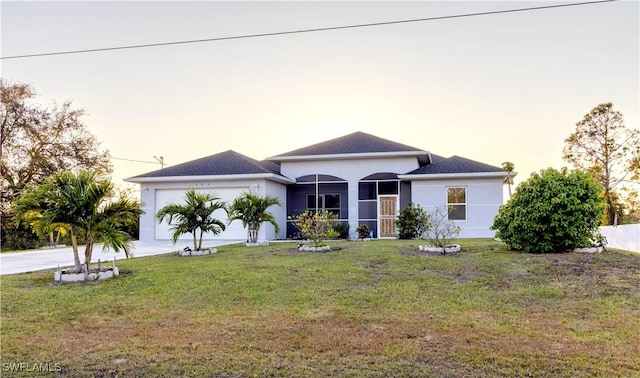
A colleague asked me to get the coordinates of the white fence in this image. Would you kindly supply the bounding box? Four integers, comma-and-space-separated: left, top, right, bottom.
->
600, 224, 640, 253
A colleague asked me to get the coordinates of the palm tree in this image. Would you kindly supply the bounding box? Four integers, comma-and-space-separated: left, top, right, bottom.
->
228, 191, 281, 243
502, 161, 515, 198
156, 189, 226, 250
14, 171, 143, 273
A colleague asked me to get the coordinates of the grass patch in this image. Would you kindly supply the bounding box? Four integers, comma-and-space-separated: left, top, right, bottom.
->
2, 239, 639, 377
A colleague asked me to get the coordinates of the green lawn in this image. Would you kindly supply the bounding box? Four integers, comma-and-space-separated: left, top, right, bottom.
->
1, 239, 639, 377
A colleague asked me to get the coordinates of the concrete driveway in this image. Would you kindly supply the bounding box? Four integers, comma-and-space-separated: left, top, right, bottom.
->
0, 240, 242, 275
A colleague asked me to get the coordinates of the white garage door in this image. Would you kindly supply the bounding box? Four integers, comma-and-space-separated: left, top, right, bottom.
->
155, 188, 248, 241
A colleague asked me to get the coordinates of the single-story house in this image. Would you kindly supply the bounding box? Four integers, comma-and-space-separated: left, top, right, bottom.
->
126, 131, 512, 242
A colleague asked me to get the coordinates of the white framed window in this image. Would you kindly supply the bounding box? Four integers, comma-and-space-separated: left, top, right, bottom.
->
447, 187, 466, 220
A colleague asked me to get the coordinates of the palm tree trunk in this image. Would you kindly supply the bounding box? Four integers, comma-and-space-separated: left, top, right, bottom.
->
250, 225, 259, 243
198, 230, 203, 250
84, 233, 93, 266
193, 233, 198, 251
70, 229, 82, 273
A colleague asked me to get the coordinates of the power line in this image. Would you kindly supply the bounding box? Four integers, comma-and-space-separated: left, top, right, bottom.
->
112, 156, 163, 165
1, 0, 617, 60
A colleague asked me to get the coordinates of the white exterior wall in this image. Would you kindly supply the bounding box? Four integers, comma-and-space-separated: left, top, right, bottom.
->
263, 180, 288, 240
600, 224, 640, 253
135, 158, 504, 241
138, 179, 287, 242
410, 177, 504, 238
139, 184, 157, 242
280, 157, 420, 238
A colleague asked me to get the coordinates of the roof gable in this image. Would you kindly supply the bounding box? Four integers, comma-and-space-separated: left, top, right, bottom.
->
405, 155, 505, 175
127, 150, 282, 180
270, 131, 427, 159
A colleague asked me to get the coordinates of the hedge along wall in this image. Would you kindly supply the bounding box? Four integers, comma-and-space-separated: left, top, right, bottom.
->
600, 224, 640, 253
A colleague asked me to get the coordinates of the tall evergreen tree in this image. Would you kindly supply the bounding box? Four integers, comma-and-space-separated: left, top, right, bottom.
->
563, 103, 640, 225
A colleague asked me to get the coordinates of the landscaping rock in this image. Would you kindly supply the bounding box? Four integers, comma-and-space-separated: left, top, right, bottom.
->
298, 245, 331, 252
572, 246, 604, 253
54, 259, 120, 282
418, 244, 461, 253
179, 247, 217, 256
244, 241, 270, 247
54, 267, 119, 282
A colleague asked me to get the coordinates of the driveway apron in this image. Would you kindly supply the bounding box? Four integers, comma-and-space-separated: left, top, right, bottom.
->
0, 240, 242, 275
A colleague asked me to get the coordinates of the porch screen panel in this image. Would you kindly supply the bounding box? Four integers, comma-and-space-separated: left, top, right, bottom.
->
287, 185, 315, 217
319, 182, 348, 219
358, 182, 376, 200
358, 201, 377, 220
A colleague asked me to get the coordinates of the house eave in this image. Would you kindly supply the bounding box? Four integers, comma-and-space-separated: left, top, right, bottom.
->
269, 151, 430, 163
399, 171, 512, 180
125, 173, 296, 185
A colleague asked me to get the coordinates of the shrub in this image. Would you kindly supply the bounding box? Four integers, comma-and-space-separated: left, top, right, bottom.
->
396, 203, 430, 239
491, 167, 606, 253
356, 224, 371, 239
0, 217, 43, 251
290, 211, 338, 247
423, 205, 461, 248
333, 222, 350, 239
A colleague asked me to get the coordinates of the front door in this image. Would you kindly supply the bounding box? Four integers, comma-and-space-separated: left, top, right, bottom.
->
379, 196, 398, 238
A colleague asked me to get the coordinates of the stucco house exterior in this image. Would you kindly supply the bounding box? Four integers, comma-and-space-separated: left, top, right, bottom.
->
126, 132, 511, 242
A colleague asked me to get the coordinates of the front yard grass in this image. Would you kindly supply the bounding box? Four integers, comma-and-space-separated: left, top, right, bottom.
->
1, 239, 639, 377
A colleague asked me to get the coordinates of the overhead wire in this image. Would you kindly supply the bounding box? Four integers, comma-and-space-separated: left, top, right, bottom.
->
111, 157, 162, 165
0, 0, 617, 60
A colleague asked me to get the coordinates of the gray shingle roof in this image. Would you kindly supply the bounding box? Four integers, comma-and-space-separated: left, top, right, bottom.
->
406, 155, 504, 175
128, 150, 282, 179
272, 131, 425, 157
127, 135, 503, 182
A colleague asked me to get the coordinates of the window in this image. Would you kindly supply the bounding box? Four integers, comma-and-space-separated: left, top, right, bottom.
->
378, 181, 399, 195
307, 193, 341, 216
324, 194, 340, 209
447, 187, 466, 220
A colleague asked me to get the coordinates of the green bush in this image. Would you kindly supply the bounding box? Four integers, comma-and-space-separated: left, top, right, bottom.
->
356, 224, 370, 239
290, 211, 338, 247
333, 221, 350, 239
396, 203, 430, 239
1, 216, 42, 251
491, 167, 605, 253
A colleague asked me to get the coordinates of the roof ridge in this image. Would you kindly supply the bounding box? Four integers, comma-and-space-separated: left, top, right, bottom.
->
403, 154, 505, 175
236, 151, 277, 174
127, 149, 285, 180
270, 131, 426, 159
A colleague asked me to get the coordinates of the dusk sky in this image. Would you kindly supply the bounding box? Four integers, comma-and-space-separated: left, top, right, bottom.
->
2, 1, 638, 192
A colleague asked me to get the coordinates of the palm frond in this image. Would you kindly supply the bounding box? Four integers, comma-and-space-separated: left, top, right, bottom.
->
12, 170, 143, 264
155, 189, 228, 249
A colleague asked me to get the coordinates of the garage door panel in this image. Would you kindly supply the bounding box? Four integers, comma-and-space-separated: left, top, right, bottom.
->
155, 188, 248, 240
